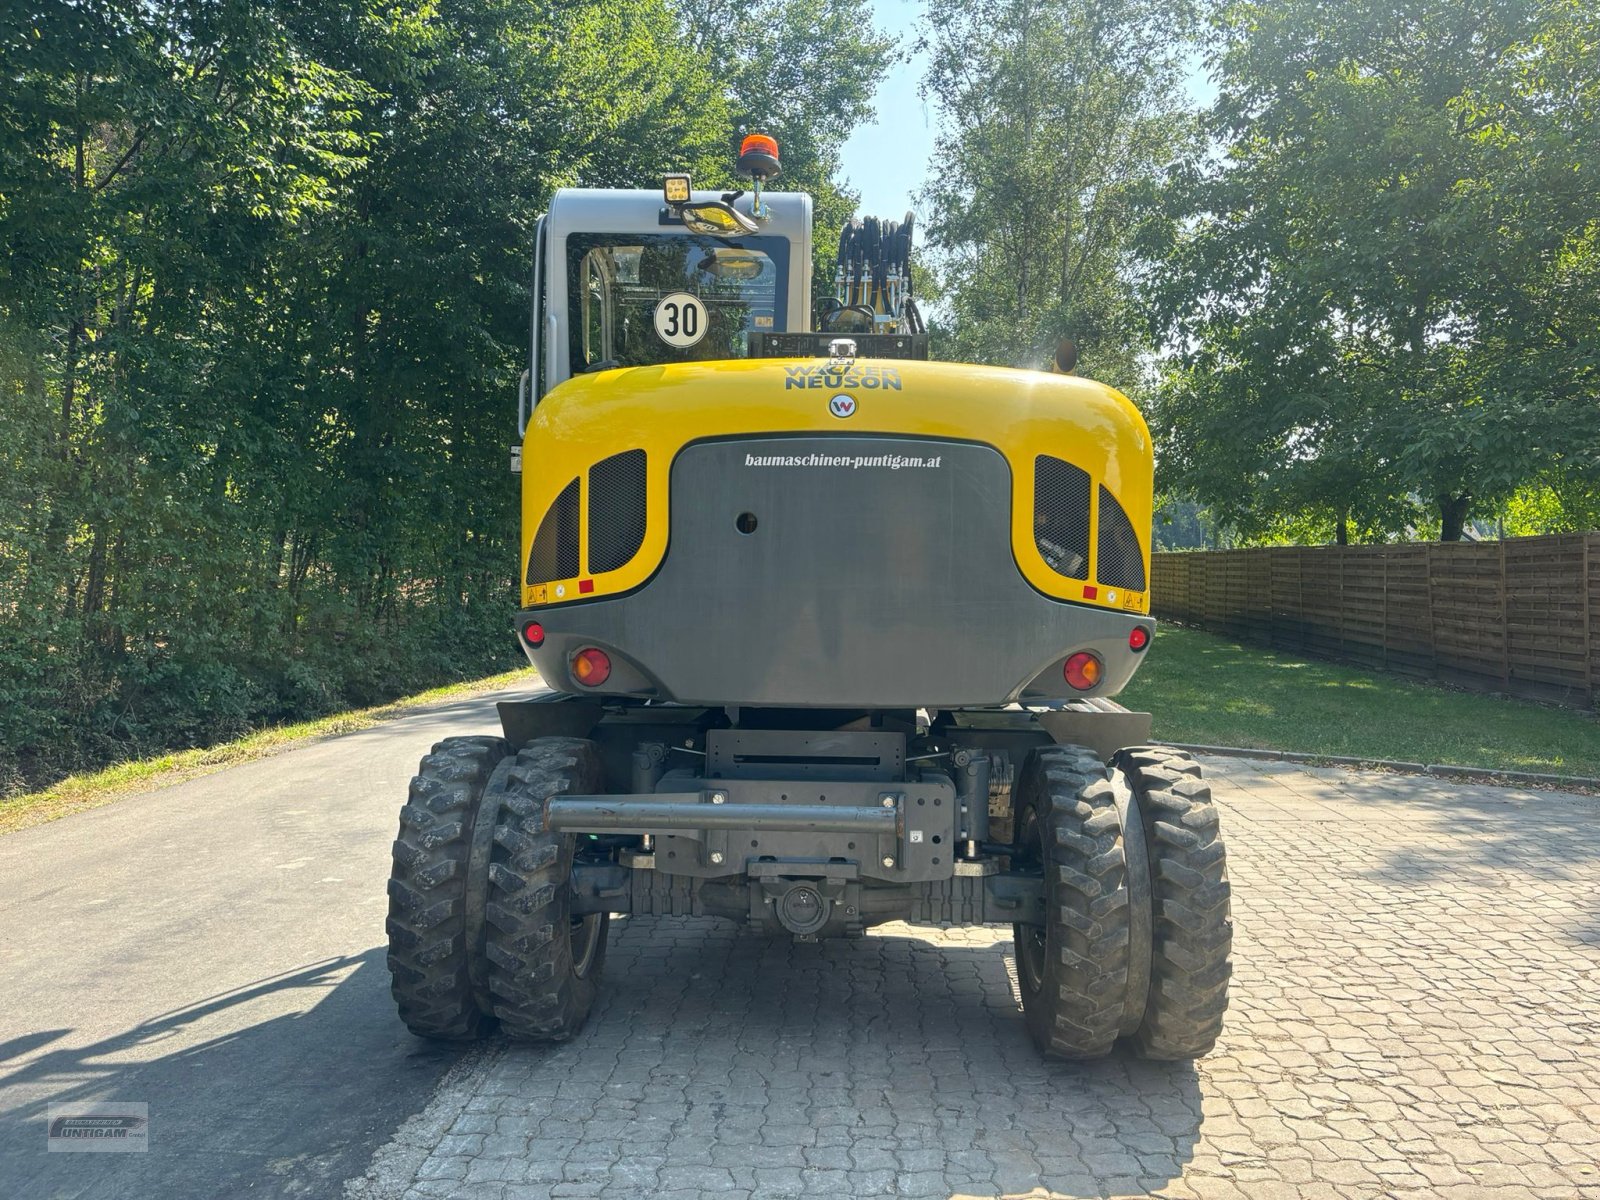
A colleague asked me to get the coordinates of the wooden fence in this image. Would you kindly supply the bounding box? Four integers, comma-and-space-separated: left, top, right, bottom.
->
1150, 534, 1600, 708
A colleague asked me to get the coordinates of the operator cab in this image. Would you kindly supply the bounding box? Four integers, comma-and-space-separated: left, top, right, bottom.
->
524, 171, 812, 415
519, 134, 926, 445
561, 209, 802, 375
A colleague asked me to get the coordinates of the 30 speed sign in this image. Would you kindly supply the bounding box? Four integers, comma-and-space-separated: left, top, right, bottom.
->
653, 292, 708, 348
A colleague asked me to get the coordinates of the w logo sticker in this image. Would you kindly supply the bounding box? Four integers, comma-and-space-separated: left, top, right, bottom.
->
828, 394, 857, 418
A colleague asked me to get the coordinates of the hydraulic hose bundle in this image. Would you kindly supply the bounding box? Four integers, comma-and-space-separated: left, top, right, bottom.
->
822, 211, 924, 335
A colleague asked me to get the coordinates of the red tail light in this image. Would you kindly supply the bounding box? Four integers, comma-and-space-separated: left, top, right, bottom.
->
573, 647, 611, 687
1129, 625, 1151, 651
1064, 652, 1102, 691
522, 621, 545, 648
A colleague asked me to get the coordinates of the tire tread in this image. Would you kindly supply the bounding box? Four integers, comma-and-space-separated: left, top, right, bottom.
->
483, 737, 609, 1041
1115, 745, 1232, 1059
1014, 746, 1131, 1059
386, 735, 508, 1040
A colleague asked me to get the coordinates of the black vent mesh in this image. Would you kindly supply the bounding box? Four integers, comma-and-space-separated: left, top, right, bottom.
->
1097, 485, 1146, 591
587, 449, 648, 574
1034, 455, 1091, 580
527, 477, 580, 585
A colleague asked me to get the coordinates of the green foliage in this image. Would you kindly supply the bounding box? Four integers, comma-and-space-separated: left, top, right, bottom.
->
1122, 625, 1600, 776
1498, 472, 1600, 536
0, 0, 887, 794
1146, 0, 1600, 542
681, 0, 894, 285
917, 0, 1196, 386
1152, 499, 1223, 550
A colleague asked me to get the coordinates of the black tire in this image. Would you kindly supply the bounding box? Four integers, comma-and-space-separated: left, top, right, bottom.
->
1011, 744, 1132, 1059
1114, 746, 1232, 1059
386, 734, 508, 1041
483, 737, 610, 1040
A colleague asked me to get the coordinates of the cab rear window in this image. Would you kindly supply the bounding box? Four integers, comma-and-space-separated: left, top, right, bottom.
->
566, 233, 788, 372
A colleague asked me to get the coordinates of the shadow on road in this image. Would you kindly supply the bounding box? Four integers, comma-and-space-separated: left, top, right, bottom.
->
1349, 778, 1600, 900
0, 949, 458, 1200
2, 917, 1210, 1199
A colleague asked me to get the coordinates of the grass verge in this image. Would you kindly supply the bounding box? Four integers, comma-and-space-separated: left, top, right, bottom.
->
1120, 625, 1600, 778
0, 667, 539, 837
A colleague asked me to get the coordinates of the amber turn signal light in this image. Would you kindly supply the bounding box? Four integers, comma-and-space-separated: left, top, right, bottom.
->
1064, 652, 1102, 691
573, 647, 611, 687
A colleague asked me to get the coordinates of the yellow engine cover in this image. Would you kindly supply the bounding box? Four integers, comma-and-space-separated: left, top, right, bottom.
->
520, 358, 1152, 615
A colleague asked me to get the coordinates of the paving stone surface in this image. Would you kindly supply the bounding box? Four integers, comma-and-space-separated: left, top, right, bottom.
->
354, 758, 1600, 1200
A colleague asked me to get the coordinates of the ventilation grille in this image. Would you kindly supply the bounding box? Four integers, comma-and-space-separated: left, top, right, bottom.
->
527, 477, 580, 585
1097, 485, 1146, 591
1033, 455, 1091, 580
588, 449, 648, 574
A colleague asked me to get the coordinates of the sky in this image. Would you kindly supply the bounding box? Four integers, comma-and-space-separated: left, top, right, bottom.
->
836, 0, 1219, 222
837, 0, 936, 221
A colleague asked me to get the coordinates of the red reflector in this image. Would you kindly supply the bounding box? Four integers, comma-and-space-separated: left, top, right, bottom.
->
578, 578, 594, 594
1129, 625, 1151, 651
1083, 585, 1098, 600
573, 647, 611, 687
1064, 652, 1102, 691
522, 621, 545, 648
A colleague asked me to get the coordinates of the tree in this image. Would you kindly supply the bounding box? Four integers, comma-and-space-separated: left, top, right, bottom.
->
1146, 0, 1600, 542
0, 0, 890, 793
1, 0, 400, 777
917, 0, 1196, 384
681, 0, 894, 284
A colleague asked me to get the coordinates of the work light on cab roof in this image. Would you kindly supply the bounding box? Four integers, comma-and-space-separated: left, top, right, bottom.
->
658, 132, 783, 236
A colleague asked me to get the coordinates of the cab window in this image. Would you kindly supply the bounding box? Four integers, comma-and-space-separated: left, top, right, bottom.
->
566, 233, 788, 371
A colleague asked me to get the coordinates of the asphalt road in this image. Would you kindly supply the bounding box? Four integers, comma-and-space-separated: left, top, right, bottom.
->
0, 686, 532, 1200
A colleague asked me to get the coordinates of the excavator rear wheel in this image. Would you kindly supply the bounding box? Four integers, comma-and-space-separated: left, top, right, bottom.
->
481, 737, 611, 1040
1011, 745, 1133, 1059
1114, 746, 1233, 1059
386, 735, 508, 1041
1011, 743, 1232, 1061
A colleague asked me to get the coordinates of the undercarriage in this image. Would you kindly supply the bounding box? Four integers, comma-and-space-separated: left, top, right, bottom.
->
386, 695, 1231, 1060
